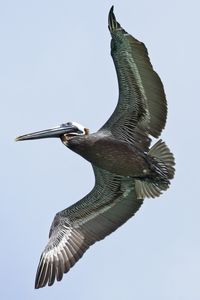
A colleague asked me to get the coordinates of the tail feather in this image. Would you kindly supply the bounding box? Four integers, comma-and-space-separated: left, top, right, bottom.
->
135, 140, 175, 199
148, 139, 175, 179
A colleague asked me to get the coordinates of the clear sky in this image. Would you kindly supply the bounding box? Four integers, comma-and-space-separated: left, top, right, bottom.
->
1, 0, 200, 299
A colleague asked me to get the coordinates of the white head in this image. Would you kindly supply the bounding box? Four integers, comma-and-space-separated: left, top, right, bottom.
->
60, 121, 89, 146
65, 122, 88, 135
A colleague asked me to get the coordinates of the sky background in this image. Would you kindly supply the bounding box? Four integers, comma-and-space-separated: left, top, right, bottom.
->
1, 0, 200, 299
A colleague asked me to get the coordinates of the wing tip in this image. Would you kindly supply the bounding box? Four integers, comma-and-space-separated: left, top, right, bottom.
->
110, 5, 114, 12
108, 6, 121, 32
34, 258, 43, 289
34, 261, 45, 289
34, 277, 43, 289
34, 282, 41, 289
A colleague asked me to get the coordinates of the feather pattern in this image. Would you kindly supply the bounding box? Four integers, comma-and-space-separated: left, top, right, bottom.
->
35, 166, 143, 288
101, 6, 167, 151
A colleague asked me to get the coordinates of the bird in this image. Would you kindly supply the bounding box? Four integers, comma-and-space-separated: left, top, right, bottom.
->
16, 6, 175, 289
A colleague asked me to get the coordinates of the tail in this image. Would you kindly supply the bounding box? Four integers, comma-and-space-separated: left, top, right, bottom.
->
135, 140, 175, 199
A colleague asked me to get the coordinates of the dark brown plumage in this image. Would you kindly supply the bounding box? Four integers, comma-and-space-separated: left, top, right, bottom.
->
16, 6, 175, 289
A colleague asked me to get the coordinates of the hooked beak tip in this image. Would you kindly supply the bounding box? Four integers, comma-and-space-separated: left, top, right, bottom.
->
15, 136, 20, 142
15, 135, 31, 142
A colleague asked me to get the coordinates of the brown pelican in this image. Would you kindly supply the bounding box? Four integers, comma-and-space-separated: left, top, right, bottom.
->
16, 6, 175, 289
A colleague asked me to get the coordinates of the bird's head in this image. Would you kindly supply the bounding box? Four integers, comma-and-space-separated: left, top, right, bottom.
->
16, 121, 89, 146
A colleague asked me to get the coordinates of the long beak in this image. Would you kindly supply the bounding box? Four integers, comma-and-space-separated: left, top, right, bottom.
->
15, 124, 77, 141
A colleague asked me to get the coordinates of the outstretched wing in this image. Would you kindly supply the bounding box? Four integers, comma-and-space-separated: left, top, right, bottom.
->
35, 167, 143, 289
100, 6, 167, 151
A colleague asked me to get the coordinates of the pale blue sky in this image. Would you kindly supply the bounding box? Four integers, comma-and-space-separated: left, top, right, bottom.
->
1, 0, 200, 299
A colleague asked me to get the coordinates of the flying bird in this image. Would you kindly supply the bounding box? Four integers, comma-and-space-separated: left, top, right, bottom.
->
16, 6, 175, 289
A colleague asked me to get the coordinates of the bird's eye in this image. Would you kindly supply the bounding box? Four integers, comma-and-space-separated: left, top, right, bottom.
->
61, 122, 72, 127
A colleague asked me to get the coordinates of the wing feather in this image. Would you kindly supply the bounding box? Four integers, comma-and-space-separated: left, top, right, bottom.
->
35, 167, 143, 288
101, 7, 167, 150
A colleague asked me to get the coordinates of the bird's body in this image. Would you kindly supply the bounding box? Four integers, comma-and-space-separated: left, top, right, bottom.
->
16, 6, 175, 289
66, 133, 150, 177
65, 133, 167, 182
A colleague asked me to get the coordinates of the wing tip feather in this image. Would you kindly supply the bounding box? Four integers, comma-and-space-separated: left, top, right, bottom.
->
108, 6, 121, 32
